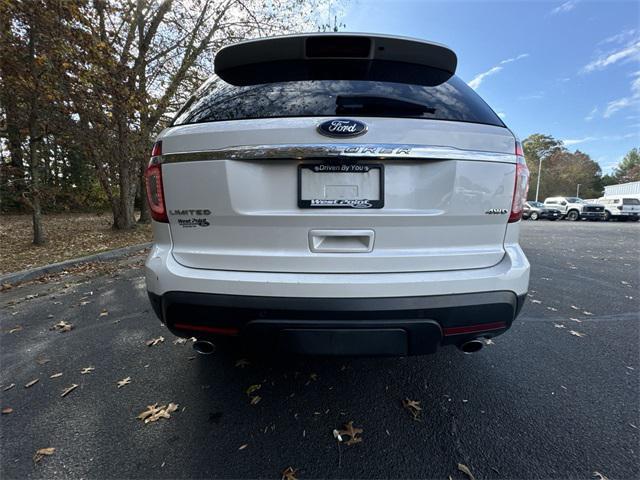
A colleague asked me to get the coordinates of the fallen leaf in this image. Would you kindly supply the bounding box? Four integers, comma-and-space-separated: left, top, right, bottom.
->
80, 366, 95, 374
137, 402, 179, 423
51, 320, 73, 332
309, 373, 318, 381
3, 383, 15, 391
173, 338, 187, 345
554, 323, 566, 329
8, 326, 22, 334
250, 395, 262, 405
530, 299, 542, 304
593, 472, 609, 480
235, 359, 250, 368
583, 311, 593, 316
61, 384, 78, 397
570, 305, 580, 310
246, 384, 261, 396
99, 309, 109, 317
458, 463, 476, 480
337, 421, 363, 445
146, 336, 164, 347
402, 398, 422, 420
1, 407, 13, 414
24, 379, 39, 388
117, 377, 131, 388
50, 373, 63, 378
238, 444, 248, 450
36, 357, 50, 365
484, 338, 495, 345
33, 447, 55, 463
569, 318, 582, 323
569, 330, 586, 338
282, 466, 298, 480
547, 306, 558, 312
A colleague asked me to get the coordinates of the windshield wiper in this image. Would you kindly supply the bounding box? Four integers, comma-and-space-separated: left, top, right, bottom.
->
336, 95, 436, 116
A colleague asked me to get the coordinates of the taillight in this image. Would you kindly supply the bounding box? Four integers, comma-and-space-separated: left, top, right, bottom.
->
509, 141, 530, 223
145, 141, 168, 222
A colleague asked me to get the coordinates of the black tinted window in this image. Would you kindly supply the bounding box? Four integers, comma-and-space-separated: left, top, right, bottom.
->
172, 74, 504, 127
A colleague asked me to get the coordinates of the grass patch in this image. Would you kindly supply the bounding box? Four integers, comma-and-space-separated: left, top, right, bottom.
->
0, 213, 151, 275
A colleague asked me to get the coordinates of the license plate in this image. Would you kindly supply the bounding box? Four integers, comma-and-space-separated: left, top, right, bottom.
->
298, 164, 384, 209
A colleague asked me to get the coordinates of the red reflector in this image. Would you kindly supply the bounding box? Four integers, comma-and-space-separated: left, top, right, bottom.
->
173, 323, 239, 336
443, 321, 507, 336
515, 140, 524, 157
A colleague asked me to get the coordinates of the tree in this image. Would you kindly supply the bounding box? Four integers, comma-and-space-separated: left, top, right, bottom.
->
614, 147, 640, 183
523, 134, 565, 202
0, 0, 88, 243
70, 0, 330, 230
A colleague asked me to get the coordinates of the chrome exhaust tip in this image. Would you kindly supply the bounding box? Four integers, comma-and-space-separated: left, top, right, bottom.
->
193, 340, 216, 355
459, 339, 484, 354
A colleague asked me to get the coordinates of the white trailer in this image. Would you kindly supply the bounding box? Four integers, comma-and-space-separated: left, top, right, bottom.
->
604, 181, 640, 197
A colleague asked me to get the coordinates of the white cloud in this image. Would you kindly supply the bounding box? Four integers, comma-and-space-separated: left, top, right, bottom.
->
563, 137, 596, 146
604, 72, 640, 118
550, 0, 579, 15
599, 29, 637, 46
497, 112, 507, 119
585, 106, 598, 121
468, 54, 529, 90
582, 39, 640, 73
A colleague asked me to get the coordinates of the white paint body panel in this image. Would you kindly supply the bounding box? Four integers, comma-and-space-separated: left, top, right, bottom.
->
159, 117, 518, 274
146, 115, 529, 299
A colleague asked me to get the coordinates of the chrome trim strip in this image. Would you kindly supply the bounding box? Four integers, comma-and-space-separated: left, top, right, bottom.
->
159, 144, 515, 164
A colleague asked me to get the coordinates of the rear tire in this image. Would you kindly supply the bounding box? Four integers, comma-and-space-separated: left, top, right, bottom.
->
604, 211, 611, 221
530, 212, 539, 221
566, 210, 580, 221
630, 217, 639, 222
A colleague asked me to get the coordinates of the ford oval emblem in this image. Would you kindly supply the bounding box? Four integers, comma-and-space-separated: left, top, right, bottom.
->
317, 119, 368, 138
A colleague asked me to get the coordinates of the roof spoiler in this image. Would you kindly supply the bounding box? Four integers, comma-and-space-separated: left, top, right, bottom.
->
214, 33, 457, 86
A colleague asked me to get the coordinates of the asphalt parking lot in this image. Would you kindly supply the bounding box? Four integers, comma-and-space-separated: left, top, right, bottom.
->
1, 221, 638, 480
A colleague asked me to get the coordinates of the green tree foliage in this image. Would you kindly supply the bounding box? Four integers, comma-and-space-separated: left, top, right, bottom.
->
523, 134, 603, 200
614, 148, 640, 183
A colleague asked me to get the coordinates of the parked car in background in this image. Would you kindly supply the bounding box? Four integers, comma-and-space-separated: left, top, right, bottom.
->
544, 196, 605, 221
598, 196, 640, 221
523, 201, 561, 221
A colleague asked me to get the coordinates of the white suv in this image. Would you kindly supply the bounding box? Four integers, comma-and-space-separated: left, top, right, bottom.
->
144, 34, 530, 356
598, 196, 640, 221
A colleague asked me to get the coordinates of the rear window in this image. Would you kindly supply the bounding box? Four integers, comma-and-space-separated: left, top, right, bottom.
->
172, 73, 504, 127
623, 198, 640, 205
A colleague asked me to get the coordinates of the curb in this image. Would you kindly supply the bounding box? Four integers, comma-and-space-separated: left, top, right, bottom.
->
0, 243, 152, 287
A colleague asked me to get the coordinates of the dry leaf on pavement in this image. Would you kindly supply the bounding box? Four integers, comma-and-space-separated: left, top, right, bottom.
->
593, 472, 609, 480
146, 336, 164, 347
402, 398, 422, 420
80, 366, 95, 374
173, 338, 187, 345
117, 377, 131, 388
458, 463, 476, 480
51, 320, 73, 332
33, 447, 55, 463
530, 299, 542, 304
554, 323, 566, 329
337, 421, 363, 445
569, 330, 586, 337
8, 326, 22, 334
137, 402, 179, 423
246, 384, 261, 396
235, 359, 250, 368
50, 373, 63, 378
2, 407, 13, 414
61, 384, 78, 397
24, 379, 39, 388
36, 357, 50, 365
238, 444, 248, 450
3, 383, 15, 391
99, 309, 109, 317
282, 466, 298, 480
250, 395, 262, 405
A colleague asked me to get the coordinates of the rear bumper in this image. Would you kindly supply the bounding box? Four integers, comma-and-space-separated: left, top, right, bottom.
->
148, 290, 527, 356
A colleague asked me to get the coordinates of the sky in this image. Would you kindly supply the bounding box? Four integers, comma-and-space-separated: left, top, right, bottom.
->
340, 0, 640, 173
